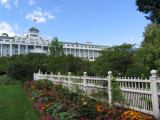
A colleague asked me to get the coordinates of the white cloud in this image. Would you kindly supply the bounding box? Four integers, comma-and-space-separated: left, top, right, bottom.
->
44, 12, 55, 19
29, 0, 35, 5
14, 0, 19, 7
0, 22, 15, 36
26, 7, 55, 23
1, 0, 7, 4
54, 7, 62, 13
46, 36, 51, 39
4, 3, 11, 9
0, 0, 11, 9
14, 24, 18, 30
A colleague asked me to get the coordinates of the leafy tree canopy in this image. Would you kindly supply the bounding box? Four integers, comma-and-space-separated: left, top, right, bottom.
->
140, 23, 160, 69
92, 43, 137, 76
136, 0, 160, 24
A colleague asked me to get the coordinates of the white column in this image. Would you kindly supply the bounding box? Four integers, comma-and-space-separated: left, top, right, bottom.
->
84, 49, 85, 59
10, 44, 12, 57
34, 45, 36, 49
74, 49, 76, 57
70, 48, 71, 54
18, 44, 20, 54
42, 46, 44, 50
1, 44, 2, 57
93, 50, 94, 60
88, 50, 89, 59
79, 49, 80, 57
26, 45, 28, 54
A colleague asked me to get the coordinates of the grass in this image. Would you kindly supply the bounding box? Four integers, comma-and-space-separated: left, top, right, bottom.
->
0, 84, 39, 120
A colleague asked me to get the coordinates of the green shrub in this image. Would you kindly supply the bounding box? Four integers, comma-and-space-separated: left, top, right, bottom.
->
7, 62, 34, 83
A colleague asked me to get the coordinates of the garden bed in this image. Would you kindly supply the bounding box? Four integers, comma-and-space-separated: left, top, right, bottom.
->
22, 79, 156, 120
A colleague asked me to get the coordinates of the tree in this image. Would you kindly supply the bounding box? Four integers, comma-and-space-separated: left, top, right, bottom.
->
92, 44, 137, 76
22, 53, 47, 73
136, 0, 160, 24
65, 54, 92, 75
140, 23, 160, 70
46, 37, 66, 73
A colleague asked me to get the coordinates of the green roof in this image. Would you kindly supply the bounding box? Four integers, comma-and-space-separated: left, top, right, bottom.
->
0, 33, 14, 39
0, 36, 14, 39
1, 33, 8, 37
29, 27, 39, 32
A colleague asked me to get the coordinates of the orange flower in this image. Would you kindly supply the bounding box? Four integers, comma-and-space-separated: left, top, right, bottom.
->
30, 85, 35, 89
44, 104, 50, 107
83, 102, 87, 105
50, 102, 53, 105
39, 90, 42, 93
81, 98, 85, 101
96, 105, 102, 112
108, 111, 111, 114
42, 107, 45, 110
40, 109, 43, 113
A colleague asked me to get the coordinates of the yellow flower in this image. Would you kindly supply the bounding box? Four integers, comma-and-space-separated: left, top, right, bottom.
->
83, 102, 87, 105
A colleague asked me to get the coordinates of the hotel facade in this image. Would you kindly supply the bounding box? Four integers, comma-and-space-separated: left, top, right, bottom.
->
0, 27, 109, 61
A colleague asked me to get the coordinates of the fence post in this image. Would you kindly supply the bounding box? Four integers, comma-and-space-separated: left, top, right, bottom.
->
58, 72, 61, 82
45, 72, 47, 79
150, 70, 160, 119
68, 72, 71, 91
50, 72, 53, 82
83, 72, 87, 92
108, 71, 113, 105
33, 73, 35, 81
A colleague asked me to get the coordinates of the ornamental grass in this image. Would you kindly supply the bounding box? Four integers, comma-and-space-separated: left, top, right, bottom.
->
23, 79, 156, 120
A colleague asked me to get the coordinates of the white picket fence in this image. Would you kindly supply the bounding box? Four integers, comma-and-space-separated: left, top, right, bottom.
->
34, 70, 160, 119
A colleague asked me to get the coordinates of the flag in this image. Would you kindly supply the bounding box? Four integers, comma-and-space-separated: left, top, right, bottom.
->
33, 19, 37, 22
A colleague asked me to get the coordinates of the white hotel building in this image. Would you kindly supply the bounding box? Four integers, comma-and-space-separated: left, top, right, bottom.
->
0, 27, 109, 61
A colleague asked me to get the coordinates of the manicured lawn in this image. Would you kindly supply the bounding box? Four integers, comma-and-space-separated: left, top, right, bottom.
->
0, 85, 39, 120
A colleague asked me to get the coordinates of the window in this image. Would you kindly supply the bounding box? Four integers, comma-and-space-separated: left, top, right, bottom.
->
5, 40, 9, 42
30, 34, 38, 37
0, 39, 3, 41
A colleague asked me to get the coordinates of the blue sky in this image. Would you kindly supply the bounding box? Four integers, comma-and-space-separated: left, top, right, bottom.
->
0, 0, 150, 46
